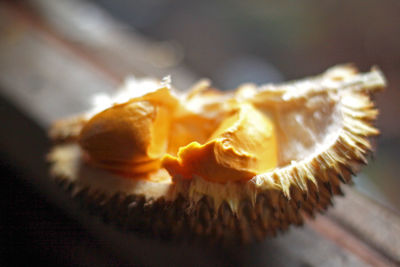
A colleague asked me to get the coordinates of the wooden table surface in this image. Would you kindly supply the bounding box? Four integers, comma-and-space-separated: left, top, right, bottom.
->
1, 1, 399, 266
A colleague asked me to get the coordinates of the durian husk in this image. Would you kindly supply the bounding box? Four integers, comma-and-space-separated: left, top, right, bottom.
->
47, 65, 385, 243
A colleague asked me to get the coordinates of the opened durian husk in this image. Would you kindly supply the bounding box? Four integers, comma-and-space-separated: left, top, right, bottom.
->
48, 65, 385, 242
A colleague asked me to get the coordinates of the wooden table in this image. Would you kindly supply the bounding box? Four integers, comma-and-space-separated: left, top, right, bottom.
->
1, 1, 399, 266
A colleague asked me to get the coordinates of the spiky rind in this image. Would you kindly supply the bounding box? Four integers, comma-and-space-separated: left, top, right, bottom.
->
50, 156, 343, 243
47, 65, 385, 242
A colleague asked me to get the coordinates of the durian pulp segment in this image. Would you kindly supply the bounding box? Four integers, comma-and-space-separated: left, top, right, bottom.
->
163, 103, 278, 183
78, 88, 177, 177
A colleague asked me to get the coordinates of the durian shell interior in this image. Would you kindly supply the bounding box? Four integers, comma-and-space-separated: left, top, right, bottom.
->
48, 65, 385, 242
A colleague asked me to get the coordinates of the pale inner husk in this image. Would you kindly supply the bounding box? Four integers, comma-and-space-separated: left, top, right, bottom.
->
259, 91, 341, 166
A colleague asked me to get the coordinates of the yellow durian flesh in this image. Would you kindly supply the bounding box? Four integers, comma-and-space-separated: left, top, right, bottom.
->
78, 80, 280, 184
78, 87, 177, 175
163, 103, 278, 183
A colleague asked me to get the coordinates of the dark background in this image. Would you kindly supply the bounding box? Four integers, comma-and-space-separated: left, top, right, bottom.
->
1, 0, 400, 266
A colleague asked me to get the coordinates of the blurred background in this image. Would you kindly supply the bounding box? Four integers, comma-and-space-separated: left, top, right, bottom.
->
1, 0, 399, 266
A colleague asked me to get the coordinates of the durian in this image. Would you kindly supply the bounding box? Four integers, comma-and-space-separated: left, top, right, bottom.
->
48, 65, 385, 243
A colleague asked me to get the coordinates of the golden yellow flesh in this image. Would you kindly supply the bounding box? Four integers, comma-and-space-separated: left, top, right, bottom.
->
167, 113, 219, 156
78, 87, 279, 183
79, 88, 174, 174
163, 103, 278, 182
